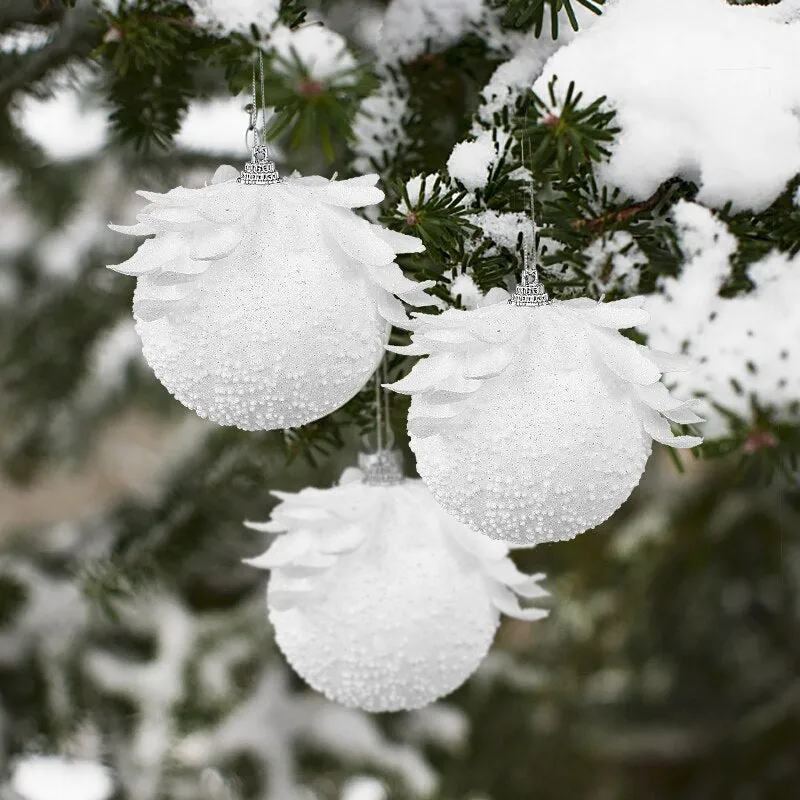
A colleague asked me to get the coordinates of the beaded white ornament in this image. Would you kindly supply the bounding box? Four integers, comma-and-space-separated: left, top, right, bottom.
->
108, 54, 431, 431
244, 464, 549, 712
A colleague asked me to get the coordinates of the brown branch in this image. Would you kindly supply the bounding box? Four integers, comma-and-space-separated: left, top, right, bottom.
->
572, 179, 680, 232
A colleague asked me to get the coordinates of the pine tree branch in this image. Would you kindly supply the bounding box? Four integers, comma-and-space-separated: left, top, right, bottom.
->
0, 0, 103, 105
570, 178, 681, 232
0, 0, 63, 33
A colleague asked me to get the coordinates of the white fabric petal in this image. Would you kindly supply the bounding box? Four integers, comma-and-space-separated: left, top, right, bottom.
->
482, 558, 533, 587
643, 347, 695, 373
319, 207, 396, 266
592, 328, 662, 385
133, 298, 170, 322
512, 574, 551, 599
375, 293, 411, 327
400, 286, 437, 306
561, 299, 650, 329
407, 416, 449, 438
188, 224, 243, 261
491, 585, 550, 621
636, 383, 705, 424
366, 263, 426, 296
242, 532, 312, 569
196, 191, 251, 224
244, 519, 284, 533
147, 270, 199, 287
385, 342, 430, 356
108, 234, 183, 275
138, 204, 198, 225
372, 226, 426, 254
311, 177, 385, 208
136, 187, 197, 205
317, 524, 368, 555
641, 407, 703, 448
269, 587, 313, 611
108, 221, 158, 237
386, 353, 458, 394
662, 402, 704, 425
463, 345, 516, 379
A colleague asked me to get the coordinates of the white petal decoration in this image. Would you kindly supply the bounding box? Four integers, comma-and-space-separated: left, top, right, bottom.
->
641, 407, 703, 448
107, 235, 183, 276
591, 328, 662, 386
373, 226, 427, 254
108, 167, 430, 430
387, 353, 459, 394
244, 470, 549, 713
490, 585, 550, 621
303, 174, 385, 207
386, 295, 703, 546
133, 298, 170, 323
643, 347, 695, 373
463, 344, 516, 379
108, 221, 159, 236
319, 207, 397, 266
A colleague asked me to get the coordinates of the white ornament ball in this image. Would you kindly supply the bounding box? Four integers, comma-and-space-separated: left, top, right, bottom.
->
244, 468, 548, 712
387, 293, 704, 546
108, 167, 431, 430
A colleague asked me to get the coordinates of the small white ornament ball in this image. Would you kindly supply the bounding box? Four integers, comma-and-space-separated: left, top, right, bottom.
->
108, 167, 431, 430
387, 292, 704, 546
244, 467, 549, 712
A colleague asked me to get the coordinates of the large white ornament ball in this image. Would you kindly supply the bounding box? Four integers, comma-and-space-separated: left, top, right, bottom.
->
109, 168, 431, 430
244, 469, 548, 712
388, 294, 704, 546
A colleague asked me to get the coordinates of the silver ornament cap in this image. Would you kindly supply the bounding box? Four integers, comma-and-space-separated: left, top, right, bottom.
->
238, 144, 281, 185
359, 449, 405, 486
509, 252, 550, 307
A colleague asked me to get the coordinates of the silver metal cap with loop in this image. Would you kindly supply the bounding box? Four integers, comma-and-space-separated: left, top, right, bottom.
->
358, 447, 405, 486
239, 143, 281, 186
238, 52, 281, 186
510, 250, 550, 307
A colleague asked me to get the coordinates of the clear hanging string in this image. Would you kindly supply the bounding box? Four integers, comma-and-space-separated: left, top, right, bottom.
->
382, 356, 392, 449
360, 355, 404, 485
374, 364, 384, 453
509, 109, 550, 307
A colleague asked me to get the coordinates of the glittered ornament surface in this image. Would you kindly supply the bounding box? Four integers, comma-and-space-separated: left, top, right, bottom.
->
245, 468, 549, 712
386, 292, 703, 546
108, 167, 431, 430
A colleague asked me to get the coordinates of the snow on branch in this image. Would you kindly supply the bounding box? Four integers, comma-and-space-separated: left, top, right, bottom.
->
646, 201, 800, 437
534, 0, 800, 211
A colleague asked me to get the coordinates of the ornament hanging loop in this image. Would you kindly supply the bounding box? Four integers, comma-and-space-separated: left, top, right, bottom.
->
510, 110, 550, 307
244, 102, 260, 152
